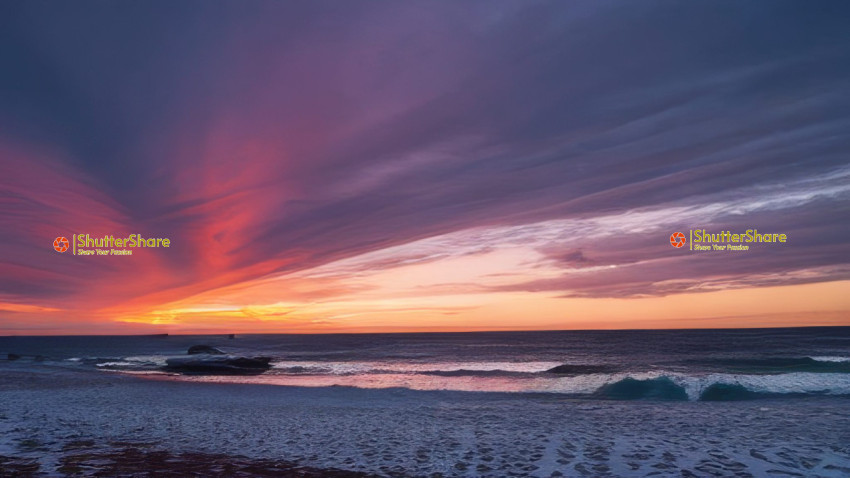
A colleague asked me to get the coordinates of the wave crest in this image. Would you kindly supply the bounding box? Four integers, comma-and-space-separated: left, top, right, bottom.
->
701, 357, 850, 374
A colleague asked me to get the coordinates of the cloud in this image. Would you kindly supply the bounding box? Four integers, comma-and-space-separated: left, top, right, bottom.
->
1, 1, 849, 330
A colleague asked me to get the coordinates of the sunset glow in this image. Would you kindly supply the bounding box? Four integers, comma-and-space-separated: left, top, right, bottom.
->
1, 1, 849, 335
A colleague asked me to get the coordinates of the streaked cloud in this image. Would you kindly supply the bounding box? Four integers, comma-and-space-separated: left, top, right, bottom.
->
1, 1, 849, 332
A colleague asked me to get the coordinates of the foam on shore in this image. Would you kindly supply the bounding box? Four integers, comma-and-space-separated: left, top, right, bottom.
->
2, 363, 850, 477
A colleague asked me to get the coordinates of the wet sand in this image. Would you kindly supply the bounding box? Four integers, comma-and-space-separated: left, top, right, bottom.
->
2, 363, 850, 477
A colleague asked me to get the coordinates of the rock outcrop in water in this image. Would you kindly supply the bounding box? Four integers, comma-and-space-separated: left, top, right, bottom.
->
167, 345, 272, 374
164, 355, 272, 375
187, 345, 225, 355
6, 353, 43, 361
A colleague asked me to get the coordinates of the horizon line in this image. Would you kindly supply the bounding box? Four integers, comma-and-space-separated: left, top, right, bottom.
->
2, 324, 848, 338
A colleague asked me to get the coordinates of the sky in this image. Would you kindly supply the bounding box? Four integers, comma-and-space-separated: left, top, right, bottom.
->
1, 1, 849, 334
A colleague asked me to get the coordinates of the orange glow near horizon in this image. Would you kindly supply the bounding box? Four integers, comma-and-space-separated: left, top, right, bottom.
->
5, 277, 846, 336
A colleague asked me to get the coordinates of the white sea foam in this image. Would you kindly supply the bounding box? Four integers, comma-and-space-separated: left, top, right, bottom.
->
95, 361, 135, 368
96, 356, 850, 399
810, 356, 850, 363
270, 360, 563, 375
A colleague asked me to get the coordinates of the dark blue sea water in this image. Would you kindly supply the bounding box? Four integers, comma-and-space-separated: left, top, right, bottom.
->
3, 327, 849, 400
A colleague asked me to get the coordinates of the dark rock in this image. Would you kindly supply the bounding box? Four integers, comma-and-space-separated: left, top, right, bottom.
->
164, 355, 272, 375
187, 345, 225, 355
5, 353, 46, 361
546, 364, 618, 375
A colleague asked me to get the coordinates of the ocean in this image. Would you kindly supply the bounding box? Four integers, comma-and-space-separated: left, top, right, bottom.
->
3, 327, 850, 476
4, 327, 849, 401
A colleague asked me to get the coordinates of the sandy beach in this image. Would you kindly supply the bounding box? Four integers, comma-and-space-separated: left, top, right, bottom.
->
2, 362, 850, 477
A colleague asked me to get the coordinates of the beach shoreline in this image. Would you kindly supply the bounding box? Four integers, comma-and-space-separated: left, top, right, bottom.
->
2, 362, 850, 477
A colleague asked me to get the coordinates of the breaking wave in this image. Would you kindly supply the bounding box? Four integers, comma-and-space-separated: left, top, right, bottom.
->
50, 355, 850, 400
589, 374, 850, 401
